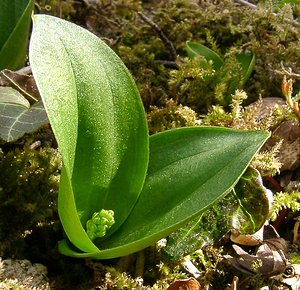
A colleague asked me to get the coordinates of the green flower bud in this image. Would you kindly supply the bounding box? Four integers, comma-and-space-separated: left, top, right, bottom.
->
86, 209, 115, 240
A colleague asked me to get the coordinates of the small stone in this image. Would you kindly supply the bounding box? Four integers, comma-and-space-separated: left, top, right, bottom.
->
0, 258, 50, 289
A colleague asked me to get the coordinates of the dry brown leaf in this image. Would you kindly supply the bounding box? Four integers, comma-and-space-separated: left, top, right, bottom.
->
225, 225, 288, 276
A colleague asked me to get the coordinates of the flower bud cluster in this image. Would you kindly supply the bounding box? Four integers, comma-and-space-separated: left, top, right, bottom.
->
86, 209, 115, 240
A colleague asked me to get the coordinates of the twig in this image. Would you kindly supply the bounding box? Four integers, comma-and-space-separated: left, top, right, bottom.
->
234, 0, 256, 8
154, 60, 179, 69
275, 64, 300, 81
138, 11, 177, 61
230, 276, 239, 290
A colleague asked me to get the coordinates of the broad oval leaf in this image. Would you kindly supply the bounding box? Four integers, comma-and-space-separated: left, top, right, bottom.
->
59, 127, 269, 259
0, 0, 35, 70
29, 15, 149, 252
186, 41, 224, 71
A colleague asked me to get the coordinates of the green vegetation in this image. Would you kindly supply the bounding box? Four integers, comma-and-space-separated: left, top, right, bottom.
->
0, 0, 35, 70
29, 14, 268, 260
0, 0, 300, 288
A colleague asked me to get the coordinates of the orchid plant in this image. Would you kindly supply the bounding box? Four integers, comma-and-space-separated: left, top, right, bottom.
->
29, 14, 269, 259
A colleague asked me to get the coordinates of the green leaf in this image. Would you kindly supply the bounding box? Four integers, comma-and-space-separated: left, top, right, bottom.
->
186, 41, 224, 71
236, 50, 255, 86
0, 86, 30, 108
59, 127, 269, 259
29, 15, 149, 253
163, 167, 271, 262
0, 98, 48, 142
0, 0, 35, 70
231, 167, 271, 234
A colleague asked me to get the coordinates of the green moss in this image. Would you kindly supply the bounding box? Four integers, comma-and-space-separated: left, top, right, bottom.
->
271, 191, 300, 221
85, 254, 187, 289
35, 0, 76, 19
37, 0, 300, 115
32, 1, 300, 115
0, 141, 60, 256
147, 99, 198, 134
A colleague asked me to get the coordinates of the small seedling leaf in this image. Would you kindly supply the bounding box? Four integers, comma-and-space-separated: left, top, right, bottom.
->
236, 50, 255, 86
186, 41, 224, 70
